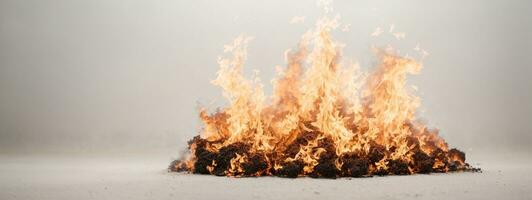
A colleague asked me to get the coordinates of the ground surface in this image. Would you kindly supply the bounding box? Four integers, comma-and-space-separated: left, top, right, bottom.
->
0, 154, 530, 200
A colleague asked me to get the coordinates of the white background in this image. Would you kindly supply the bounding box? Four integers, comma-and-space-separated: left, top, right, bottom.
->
1, 0, 531, 162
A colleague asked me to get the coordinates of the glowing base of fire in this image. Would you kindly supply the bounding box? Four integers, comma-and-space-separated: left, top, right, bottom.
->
170, 133, 479, 178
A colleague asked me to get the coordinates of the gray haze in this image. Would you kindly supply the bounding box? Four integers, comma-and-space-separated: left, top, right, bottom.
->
0, 0, 531, 161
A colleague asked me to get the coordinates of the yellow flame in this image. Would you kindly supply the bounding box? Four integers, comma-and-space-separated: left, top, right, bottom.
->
178, 5, 461, 176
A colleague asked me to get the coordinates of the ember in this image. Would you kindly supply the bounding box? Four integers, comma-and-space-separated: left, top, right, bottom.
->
170, 2, 478, 178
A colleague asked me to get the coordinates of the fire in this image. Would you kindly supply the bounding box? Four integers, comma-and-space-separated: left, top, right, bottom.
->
169, 5, 477, 178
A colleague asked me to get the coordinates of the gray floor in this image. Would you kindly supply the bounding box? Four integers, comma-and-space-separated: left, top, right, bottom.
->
0, 154, 530, 200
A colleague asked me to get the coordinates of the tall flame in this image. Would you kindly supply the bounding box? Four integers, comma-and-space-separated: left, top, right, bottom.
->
170, 8, 474, 178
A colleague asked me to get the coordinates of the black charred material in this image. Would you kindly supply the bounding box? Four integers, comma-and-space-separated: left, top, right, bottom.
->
447, 148, 466, 172
388, 159, 410, 175
465, 164, 482, 173
170, 135, 479, 178
339, 153, 369, 177
284, 142, 302, 159
189, 136, 217, 174
312, 160, 338, 178
412, 150, 434, 174
317, 137, 336, 160
310, 137, 338, 178
242, 154, 268, 176
373, 168, 388, 176
448, 148, 466, 164
284, 131, 320, 158
368, 144, 386, 163
430, 148, 449, 173
168, 159, 181, 172
213, 142, 250, 176
276, 161, 304, 178
448, 161, 459, 171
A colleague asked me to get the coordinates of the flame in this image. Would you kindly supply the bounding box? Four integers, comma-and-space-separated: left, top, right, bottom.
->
170, 5, 475, 178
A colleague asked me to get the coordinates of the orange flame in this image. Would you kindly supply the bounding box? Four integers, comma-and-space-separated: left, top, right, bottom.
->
170, 5, 475, 178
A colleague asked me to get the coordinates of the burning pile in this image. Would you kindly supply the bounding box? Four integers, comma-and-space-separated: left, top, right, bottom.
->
170, 8, 477, 178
